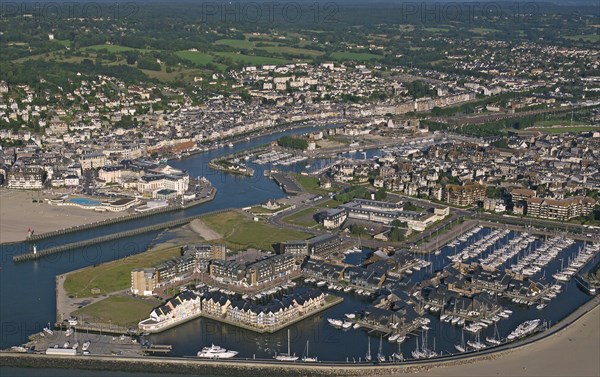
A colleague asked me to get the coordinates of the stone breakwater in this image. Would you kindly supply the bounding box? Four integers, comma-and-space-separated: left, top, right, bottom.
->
0, 352, 505, 377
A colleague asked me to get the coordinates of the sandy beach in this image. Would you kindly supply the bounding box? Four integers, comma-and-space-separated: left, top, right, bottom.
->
188, 218, 221, 240
408, 305, 600, 377
0, 190, 122, 243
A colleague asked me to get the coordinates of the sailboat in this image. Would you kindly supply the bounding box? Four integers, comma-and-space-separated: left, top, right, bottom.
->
365, 336, 372, 362
377, 335, 386, 362
302, 340, 317, 362
455, 329, 466, 353
467, 331, 486, 351
486, 323, 502, 345
392, 341, 404, 361
411, 337, 425, 359
275, 329, 298, 361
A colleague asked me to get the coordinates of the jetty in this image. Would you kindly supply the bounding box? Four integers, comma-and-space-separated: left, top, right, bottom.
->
13, 206, 228, 263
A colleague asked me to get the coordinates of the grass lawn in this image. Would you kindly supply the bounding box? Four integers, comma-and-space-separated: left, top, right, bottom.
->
248, 204, 290, 215
330, 52, 382, 61
201, 210, 310, 250
73, 295, 160, 327
293, 174, 335, 195
214, 52, 292, 65
175, 50, 215, 65
316, 198, 344, 208
63, 245, 182, 298
283, 207, 320, 227
283, 199, 341, 227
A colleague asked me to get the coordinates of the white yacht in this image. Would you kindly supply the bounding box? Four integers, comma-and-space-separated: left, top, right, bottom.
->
507, 319, 541, 341
82, 341, 91, 351
197, 344, 238, 359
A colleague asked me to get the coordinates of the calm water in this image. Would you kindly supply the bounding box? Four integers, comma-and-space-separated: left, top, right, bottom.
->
0, 125, 596, 372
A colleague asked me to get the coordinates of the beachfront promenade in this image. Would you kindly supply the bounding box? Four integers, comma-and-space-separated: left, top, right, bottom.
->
24, 187, 217, 243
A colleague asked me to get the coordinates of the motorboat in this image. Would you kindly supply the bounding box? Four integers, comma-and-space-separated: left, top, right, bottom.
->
197, 344, 238, 359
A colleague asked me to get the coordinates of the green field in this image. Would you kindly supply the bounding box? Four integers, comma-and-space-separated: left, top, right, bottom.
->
215, 39, 323, 58
214, 52, 292, 65
564, 34, 600, 43
175, 51, 215, 65
73, 295, 160, 327
215, 39, 260, 49
257, 46, 324, 57
63, 245, 182, 298
423, 27, 450, 33
85, 44, 151, 53
53, 39, 71, 47
201, 210, 310, 250
533, 119, 587, 127
330, 52, 382, 61
532, 126, 599, 134
470, 28, 500, 35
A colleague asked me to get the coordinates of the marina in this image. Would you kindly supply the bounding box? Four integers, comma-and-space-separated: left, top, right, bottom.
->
1, 127, 598, 364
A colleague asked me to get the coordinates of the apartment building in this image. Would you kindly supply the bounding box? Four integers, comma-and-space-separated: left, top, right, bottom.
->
444, 184, 486, 206
526, 196, 596, 221
209, 255, 297, 286
281, 234, 342, 261
7, 166, 44, 189
137, 173, 189, 197
80, 152, 107, 170
131, 268, 158, 296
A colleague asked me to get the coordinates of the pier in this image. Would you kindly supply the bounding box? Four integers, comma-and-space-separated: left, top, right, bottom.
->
13, 206, 228, 263
143, 345, 172, 354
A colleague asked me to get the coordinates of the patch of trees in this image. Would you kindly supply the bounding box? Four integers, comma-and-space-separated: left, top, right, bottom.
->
349, 224, 368, 236
406, 80, 436, 99
277, 135, 308, 150
137, 57, 161, 71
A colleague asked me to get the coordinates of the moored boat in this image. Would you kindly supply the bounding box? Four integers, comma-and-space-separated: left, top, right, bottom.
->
197, 344, 238, 359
